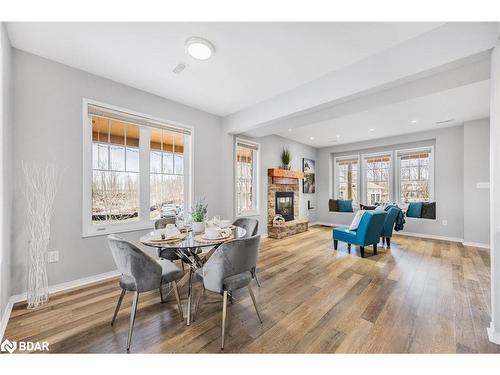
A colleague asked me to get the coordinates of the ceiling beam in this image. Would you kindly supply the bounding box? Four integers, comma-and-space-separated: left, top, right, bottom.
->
223, 22, 498, 136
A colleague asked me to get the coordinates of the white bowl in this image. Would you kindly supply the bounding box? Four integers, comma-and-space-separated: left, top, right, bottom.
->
204, 227, 222, 239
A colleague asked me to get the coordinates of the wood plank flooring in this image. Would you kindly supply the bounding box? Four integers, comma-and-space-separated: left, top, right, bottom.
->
5, 225, 500, 353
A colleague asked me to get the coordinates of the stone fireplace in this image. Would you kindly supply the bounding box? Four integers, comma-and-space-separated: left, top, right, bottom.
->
267, 168, 308, 239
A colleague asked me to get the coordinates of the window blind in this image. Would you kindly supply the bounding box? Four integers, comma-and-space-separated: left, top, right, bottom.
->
88, 104, 191, 135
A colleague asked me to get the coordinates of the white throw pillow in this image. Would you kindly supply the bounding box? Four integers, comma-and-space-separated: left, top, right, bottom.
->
349, 210, 365, 231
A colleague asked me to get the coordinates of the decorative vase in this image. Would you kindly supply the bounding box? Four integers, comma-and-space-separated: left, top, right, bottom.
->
193, 221, 205, 233
22, 162, 62, 309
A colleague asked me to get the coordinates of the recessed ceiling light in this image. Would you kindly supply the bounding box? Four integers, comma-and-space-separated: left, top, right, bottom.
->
288, 128, 293, 132
411, 119, 418, 124
369, 128, 375, 132
310, 136, 315, 140
185, 37, 215, 61
336, 134, 340, 138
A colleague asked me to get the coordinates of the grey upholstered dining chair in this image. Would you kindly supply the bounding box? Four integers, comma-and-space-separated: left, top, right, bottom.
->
232, 218, 261, 287
193, 235, 263, 349
107, 234, 184, 352
154, 217, 185, 270
154, 216, 176, 229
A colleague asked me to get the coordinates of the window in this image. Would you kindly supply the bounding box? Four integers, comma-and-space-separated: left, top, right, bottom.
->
235, 139, 259, 216
91, 117, 140, 224
150, 129, 185, 220
363, 154, 392, 205
397, 147, 434, 203
335, 157, 359, 205
83, 100, 192, 236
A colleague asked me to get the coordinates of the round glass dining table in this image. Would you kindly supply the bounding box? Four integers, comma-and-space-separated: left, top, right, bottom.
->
139, 226, 247, 325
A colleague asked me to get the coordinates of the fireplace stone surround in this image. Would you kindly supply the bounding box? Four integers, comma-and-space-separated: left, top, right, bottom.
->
267, 169, 308, 239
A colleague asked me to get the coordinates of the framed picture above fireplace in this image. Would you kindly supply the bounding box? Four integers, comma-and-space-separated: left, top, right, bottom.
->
303, 158, 316, 193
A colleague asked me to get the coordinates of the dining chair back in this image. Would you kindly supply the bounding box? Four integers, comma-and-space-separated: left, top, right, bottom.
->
232, 218, 259, 237
155, 217, 176, 229
108, 234, 162, 293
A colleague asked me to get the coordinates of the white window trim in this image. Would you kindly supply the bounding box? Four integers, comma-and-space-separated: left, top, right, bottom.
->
82, 98, 194, 237
395, 145, 435, 204
361, 151, 393, 205
333, 155, 360, 205
234, 137, 260, 218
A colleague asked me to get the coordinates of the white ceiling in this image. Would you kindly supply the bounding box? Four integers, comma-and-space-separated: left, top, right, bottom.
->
6, 22, 443, 116
277, 79, 490, 148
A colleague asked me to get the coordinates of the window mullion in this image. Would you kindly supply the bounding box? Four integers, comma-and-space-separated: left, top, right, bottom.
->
139, 127, 151, 223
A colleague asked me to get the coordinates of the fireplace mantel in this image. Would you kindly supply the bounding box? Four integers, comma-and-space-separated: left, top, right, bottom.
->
268, 168, 304, 179
268, 168, 304, 185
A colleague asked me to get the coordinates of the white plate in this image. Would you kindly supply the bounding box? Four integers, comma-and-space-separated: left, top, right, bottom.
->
202, 231, 231, 240
149, 228, 181, 241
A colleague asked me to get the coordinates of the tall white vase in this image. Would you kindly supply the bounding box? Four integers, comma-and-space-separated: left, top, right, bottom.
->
23, 162, 62, 309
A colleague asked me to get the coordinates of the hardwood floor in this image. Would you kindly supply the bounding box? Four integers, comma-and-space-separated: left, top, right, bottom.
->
5, 225, 500, 353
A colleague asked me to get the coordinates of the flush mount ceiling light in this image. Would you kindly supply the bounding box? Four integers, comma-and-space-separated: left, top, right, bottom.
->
185, 37, 215, 61
310, 136, 315, 140
411, 119, 418, 124
369, 128, 375, 132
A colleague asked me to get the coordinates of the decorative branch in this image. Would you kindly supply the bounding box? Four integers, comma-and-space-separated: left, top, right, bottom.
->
22, 161, 63, 309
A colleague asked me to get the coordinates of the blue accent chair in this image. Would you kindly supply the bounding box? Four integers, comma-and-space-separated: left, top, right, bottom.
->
332, 210, 387, 258
380, 207, 400, 248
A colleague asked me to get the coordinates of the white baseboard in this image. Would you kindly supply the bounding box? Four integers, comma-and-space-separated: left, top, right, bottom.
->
488, 322, 500, 345
395, 231, 464, 243
9, 270, 120, 304
462, 241, 490, 249
0, 300, 14, 342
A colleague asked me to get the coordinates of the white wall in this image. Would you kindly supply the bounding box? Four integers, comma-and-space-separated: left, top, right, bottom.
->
488, 36, 500, 345
10, 50, 231, 295
463, 119, 490, 245
0, 23, 13, 330
235, 134, 317, 235
316, 125, 478, 240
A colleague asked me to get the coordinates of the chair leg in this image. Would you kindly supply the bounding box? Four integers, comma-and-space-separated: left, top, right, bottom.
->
334, 239, 338, 250
193, 285, 205, 321
126, 292, 139, 352
382, 237, 385, 246
253, 269, 262, 287
360, 246, 365, 258
247, 285, 263, 323
374, 243, 378, 256
386, 237, 391, 248
173, 280, 184, 321
221, 290, 228, 350
159, 280, 166, 303
348, 243, 351, 253
111, 289, 126, 326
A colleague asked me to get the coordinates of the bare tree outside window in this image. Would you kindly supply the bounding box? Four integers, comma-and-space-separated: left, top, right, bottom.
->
365, 156, 391, 205
337, 158, 358, 204
399, 151, 430, 202
91, 117, 140, 224
150, 128, 185, 220
236, 144, 255, 214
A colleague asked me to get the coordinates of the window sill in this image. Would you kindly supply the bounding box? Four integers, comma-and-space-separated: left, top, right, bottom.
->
236, 211, 261, 218
82, 221, 154, 238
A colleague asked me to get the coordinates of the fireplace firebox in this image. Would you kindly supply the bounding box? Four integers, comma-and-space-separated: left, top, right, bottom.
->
275, 192, 294, 221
